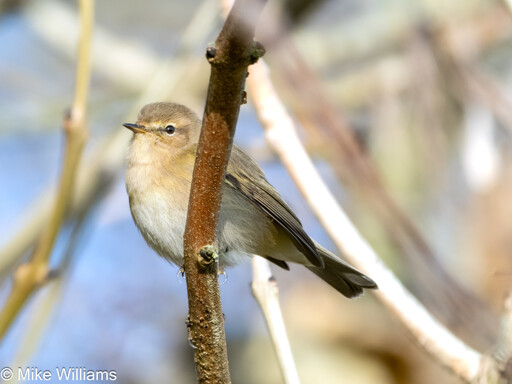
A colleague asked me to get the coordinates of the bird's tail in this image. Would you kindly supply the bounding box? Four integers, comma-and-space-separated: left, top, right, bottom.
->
306, 244, 377, 298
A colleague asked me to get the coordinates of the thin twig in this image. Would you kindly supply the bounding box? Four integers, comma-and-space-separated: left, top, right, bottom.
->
247, 60, 486, 383
0, 0, 93, 341
0, 0, 218, 282
182, 0, 267, 382
492, 293, 512, 380
251, 258, 301, 384
264, 28, 498, 348
10, 204, 93, 368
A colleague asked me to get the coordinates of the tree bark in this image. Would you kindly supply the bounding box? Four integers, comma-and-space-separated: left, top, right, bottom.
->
182, 0, 267, 382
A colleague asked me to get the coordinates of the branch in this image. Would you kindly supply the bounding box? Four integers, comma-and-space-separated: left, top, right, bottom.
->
251, 258, 300, 384
266, 33, 498, 348
489, 293, 512, 382
182, 0, 267, 382
10, 205, 92, 368
246, 60, 488, 383
0, 0, 93, 341
0, 0, 218, 280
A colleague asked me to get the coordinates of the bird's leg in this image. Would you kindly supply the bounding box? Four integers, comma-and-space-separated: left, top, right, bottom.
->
178, 264, 227, 282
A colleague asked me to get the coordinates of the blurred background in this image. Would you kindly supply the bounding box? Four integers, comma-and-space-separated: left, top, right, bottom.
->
1, 0, 512, 382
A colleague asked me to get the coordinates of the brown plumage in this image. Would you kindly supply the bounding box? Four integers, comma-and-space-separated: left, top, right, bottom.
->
124, 102, 377, 298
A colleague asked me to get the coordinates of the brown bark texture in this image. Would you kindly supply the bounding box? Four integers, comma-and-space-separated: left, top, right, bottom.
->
182, 0, 267, 383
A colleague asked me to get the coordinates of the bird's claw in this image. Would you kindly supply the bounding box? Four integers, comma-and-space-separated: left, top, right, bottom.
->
176, 266, 185, 283
218, 267, 228, 285
185, 316, 197, 349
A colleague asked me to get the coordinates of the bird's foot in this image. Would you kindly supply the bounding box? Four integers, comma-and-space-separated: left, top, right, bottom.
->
199, 245, 218, 266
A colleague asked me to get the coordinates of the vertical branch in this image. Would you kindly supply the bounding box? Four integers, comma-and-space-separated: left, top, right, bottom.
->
32, 0, 92, 266
0, 0, 93, 341
251, 258, 300, 384
182, 0, 267, 382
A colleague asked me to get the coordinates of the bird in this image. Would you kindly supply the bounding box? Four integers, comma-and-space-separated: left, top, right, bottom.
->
124, 102, 377, 298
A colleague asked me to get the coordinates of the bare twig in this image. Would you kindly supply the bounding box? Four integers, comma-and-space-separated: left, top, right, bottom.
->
182, 0, 267, 382
251, 258, 300, 384
23, 0, 157, 91
267, 36, 498, 349
247, 60, 487, 383
0, 0, 218, 281
10, 205, 93, 369
491, 293, 512, 381
0, 0, 93, 341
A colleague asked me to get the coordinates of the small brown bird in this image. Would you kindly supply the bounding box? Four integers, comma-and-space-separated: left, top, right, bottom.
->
124, 102, 377, 298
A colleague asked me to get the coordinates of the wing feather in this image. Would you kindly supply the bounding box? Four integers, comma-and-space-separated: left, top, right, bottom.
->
225, 146, 323, 267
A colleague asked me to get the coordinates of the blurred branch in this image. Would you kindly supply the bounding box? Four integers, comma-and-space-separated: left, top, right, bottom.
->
182, 0, 266, 381
0, 0, 93, 340
259, 15, 498, 349
504, 0, 512, 13
10, 200, 95, 370
23, 0, 157, 91
22, 0, 218, 91
8, 147, 112, 367
0, 0, 218, 282
441, 36, 512, 138
251, 258, 300, 384
492, 293, 512, 380
247, 60, 493, 383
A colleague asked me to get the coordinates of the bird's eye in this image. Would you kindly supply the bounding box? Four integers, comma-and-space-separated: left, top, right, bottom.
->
164, 124, 176, 135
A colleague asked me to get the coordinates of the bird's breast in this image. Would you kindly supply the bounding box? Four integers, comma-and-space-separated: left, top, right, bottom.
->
125, 148, 278, 268
126, 157, 192, 265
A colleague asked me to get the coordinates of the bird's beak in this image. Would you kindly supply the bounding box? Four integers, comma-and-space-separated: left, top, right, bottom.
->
123, 123, 147, 134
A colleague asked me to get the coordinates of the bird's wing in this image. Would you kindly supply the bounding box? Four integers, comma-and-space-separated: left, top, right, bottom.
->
225, 145, 323, 268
